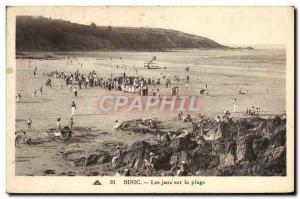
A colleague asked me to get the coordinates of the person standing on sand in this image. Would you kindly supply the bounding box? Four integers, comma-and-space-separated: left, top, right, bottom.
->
78, 80, 82, 89
27, 117, 32, 130
233, 98, 238, 113
56, 118, 61, 130
152, 88, 156, 96
16, 93, 21, 103
39, 83, 43, 94
71, 101, 76, 116
256, 107, 260, 115
48, 78, 52, 89
70, 76, 73, 85
73, 87, 78, 97
33, 89, 37, 97
205, 83, 208, 95
69, 117, 74, 130
156, 89, 160, 100
33, 67, 37, 78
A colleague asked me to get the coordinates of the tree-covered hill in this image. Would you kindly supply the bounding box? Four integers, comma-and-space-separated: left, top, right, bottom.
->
16, 16, 228, 51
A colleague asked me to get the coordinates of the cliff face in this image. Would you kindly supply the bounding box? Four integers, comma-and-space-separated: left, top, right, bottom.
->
16, 16, 228, 51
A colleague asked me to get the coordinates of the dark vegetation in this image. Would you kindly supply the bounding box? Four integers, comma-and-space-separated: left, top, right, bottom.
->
16, 16, 228, 51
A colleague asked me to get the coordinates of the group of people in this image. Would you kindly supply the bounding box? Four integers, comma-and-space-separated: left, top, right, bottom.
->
27, 65, 38, 79
47, 69, 100, 89
98, 69, 190, 98
100, 73, 165, 96
32, 83, 44, 98
246, 107, 261, 116
46, 69, 167, 98
56, 117, 74, 130
178, 112, 193, 122
41, 62, 217, 104
216, 110, 233, 122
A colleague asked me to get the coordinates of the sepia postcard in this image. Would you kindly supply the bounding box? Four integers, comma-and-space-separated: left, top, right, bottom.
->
6, 6, 295, 193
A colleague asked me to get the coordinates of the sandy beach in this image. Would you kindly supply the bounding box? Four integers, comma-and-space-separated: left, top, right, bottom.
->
15, 48, 286, 176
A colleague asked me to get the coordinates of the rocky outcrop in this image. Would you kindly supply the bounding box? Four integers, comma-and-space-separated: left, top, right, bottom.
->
170, 133, 197, 152
263, 146, 286, 174
236, 134, 257, 163
118, 119, 159, 134
63, 115, 287, 176
64, 151, 112, 167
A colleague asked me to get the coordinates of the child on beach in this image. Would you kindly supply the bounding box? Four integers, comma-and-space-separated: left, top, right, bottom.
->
16, 93, 21, 102
69, 117, 74, 130
39, 83, 43, 94
233, 98, 238, 113
33, 89, 37, 97
56, 118, 61, 130
73, 87, 78, 97
71, 101, 76, 115
156, 89, 160, 100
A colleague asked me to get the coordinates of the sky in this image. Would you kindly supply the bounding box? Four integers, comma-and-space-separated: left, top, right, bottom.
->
9, 6, 294, 45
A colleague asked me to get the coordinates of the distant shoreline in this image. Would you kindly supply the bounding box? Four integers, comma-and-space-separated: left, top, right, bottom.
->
16, 47, 256, 59
16, 47, 232, 53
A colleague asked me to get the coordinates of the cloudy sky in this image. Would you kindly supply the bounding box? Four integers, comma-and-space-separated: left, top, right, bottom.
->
9, 6, 294, 45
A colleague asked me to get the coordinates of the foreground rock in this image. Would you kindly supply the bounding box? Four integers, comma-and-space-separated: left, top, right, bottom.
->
63, 115, 287, 176
63, 151, 112, 167
118, 119, 160, 134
